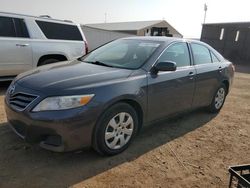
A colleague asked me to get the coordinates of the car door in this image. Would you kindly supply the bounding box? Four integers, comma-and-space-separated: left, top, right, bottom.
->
0, 16, 32, 76
147, 42, 196, 121
190, 42, 222, 108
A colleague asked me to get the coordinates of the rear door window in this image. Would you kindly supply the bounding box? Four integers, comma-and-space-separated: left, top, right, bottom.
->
13, 18, 29, 38
0, 16, 16, 37
191, 43, 212, 65
36, 20, 83, 41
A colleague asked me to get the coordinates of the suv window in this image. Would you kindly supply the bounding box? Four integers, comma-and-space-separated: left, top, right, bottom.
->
0, 16, 15, 37
158, 42, 190, 67
36, 20, 83, 41
13, 18, 29, 38
191, 43, 212, 65
0, 17, 29, 38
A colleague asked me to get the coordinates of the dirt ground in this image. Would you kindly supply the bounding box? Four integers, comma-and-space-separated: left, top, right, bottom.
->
0, 71, 249, 188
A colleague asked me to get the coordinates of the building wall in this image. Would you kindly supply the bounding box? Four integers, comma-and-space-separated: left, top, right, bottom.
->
136, 22, 182, 38
81, 26, 135, 51
201, 23, 250, 65
116, 30, 137, 35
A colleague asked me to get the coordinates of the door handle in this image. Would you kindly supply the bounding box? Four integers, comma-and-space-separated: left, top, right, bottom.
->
16, 44, 29, 47
218, 66, 223, 73
188, 72, 195, 76
188, 71, 195, 79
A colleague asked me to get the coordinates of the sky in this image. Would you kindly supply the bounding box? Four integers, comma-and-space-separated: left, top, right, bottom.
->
1, 0, 250, 38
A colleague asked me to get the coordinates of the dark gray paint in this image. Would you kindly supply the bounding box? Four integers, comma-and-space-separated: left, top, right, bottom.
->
5, 37, 235, 152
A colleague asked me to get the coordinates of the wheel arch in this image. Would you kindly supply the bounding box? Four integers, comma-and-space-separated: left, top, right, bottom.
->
222, 79, 229, 95
92, 96, 145, 141
103, 97, 144, 130
115, 99, 144, 130
91, 97, 145, 153
37, 54, 68, 66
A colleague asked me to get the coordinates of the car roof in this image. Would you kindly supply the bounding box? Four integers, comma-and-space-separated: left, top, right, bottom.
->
123, 36, 180, 42
122, 36, 221, 70
122, 36, 205, 45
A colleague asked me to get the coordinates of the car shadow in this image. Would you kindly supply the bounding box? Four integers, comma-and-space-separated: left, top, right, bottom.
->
0, 110, 217, 188
0, 81, 11, 95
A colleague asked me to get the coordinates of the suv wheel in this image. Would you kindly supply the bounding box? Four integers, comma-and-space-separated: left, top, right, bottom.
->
93, 103, 139, 156
208, 83, 227, 113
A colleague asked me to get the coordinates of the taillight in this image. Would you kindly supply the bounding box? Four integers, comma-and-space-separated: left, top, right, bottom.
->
84, 40, 88, 54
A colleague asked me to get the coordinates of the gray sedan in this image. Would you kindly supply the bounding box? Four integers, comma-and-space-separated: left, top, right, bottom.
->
5, 37, 234, 155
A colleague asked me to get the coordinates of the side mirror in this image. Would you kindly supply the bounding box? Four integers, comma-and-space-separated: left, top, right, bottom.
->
151, 61, 177, 74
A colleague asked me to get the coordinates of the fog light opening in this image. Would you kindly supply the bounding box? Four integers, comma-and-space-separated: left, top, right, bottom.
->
43, 135, 62, 147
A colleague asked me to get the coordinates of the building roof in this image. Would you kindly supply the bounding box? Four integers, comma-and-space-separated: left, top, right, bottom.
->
81, 25, 135, 35
203, 21, 250, 26
86, 20, 182, 36
86, 20, 163, 31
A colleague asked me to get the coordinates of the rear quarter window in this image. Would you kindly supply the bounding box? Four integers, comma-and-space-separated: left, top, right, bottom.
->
36, 20, 83, 41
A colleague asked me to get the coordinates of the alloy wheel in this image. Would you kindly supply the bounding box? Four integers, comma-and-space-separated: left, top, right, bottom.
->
104, 112, 134, 150
215, 88, 225, 109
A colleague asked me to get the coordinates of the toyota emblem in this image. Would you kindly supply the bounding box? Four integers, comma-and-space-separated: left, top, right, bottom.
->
8, 85, 15, 96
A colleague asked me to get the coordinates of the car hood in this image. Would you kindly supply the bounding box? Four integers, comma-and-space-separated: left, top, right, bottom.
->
16, 60, 133, 93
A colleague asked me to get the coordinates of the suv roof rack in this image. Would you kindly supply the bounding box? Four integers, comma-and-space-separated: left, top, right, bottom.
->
0, 11, 74, 24
39, 15, 52, 19
63, 20, 73, 23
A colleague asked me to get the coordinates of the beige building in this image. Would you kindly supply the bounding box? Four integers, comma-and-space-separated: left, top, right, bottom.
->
86, 20, 183, 38
81, 25, 135, 51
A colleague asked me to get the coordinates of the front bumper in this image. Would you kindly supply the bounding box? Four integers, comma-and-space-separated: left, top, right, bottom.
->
5, 100, 99, 152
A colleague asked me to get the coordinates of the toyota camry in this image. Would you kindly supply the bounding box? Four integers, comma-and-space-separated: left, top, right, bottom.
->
5, 37, 234, 155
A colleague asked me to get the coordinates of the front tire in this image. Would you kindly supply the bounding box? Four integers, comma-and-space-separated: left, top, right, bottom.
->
208, 83, 227, 113
93, 103, 139, 156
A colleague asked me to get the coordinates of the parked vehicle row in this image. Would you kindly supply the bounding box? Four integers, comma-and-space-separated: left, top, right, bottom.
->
5, 37, 234, 155
0, 12, 88, 80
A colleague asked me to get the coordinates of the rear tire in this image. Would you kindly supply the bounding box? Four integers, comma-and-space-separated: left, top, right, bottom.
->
38, 58, 60, 66
208, 83, 227, 113
93, 103, 139, 156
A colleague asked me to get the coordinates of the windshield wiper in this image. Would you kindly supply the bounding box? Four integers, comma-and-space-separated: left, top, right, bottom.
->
83, 61, 114, 68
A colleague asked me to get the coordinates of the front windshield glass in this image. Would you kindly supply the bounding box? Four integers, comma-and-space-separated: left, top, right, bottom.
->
80, 39, 161, 69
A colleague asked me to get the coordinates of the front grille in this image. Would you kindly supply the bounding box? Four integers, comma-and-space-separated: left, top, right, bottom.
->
9, 93, 38, 111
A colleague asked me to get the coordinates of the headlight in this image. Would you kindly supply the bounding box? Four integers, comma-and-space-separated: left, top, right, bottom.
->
32, 94, 95, 112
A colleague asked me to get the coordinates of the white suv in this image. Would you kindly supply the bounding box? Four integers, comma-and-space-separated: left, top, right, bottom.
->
0, 12, 88, 80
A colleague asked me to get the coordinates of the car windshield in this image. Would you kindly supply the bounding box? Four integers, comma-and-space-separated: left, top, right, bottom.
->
80, 39, 161, 69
